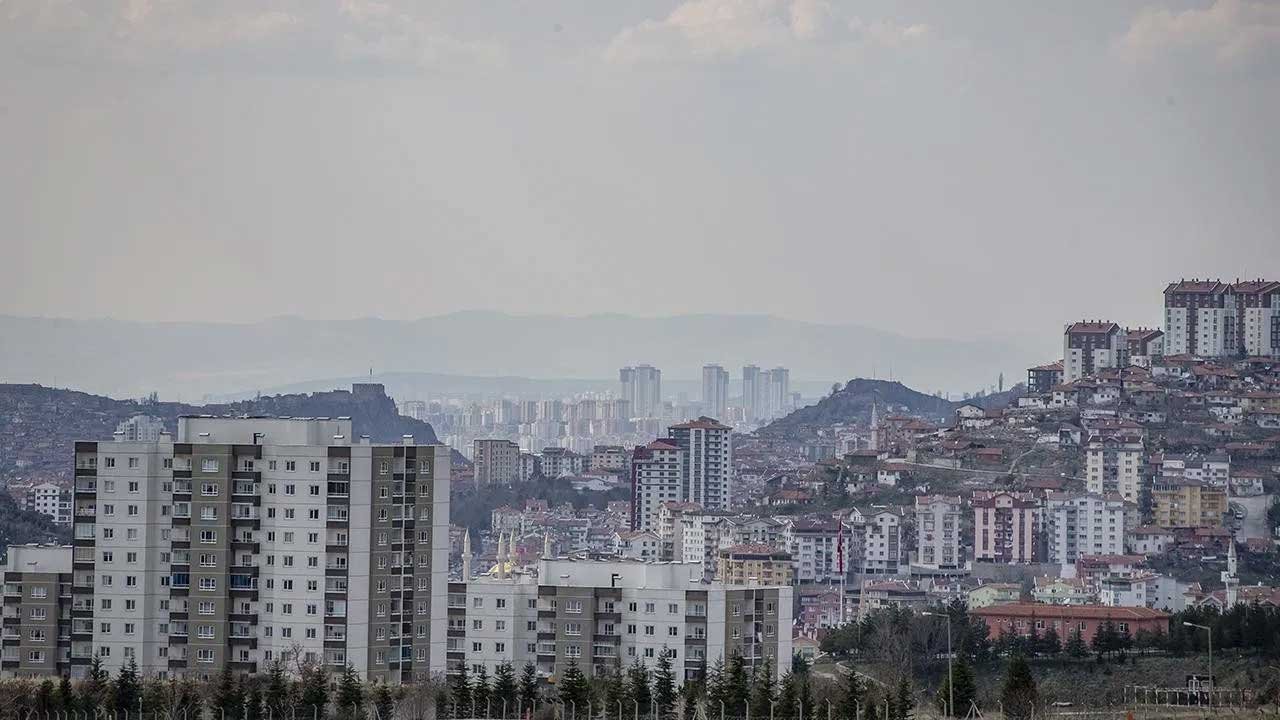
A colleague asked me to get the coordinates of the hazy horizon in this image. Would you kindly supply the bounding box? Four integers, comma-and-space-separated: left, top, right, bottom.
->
3, 1, 1278, 342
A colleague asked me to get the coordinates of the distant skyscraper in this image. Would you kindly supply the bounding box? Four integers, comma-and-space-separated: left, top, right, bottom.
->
742, 365, 762, 421
701, 364, 729, 420
767, 367, 790, 418
116, 414, 166, 442
619, 364, 662, 418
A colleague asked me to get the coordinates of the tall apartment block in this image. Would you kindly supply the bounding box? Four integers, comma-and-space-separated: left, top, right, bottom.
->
1084, 430, 1144, 503
972, 492, 1038, 564
630, 441, 684, 532
1042, 492, 1131, 564
1163, 279, 1280, 358
473, 439, 520, 486
2, 545, 74, 678
913, 495, 963, 570
1152, 478, 1227, 527
741, 366, 762, 422
700, 365, 729, 422
53, 416, 451, 683
1062, 321, 1124, 382
668, 417, 732, 512
620, 365, 662, 419
766, 368, 790, 418
23, 482, 72, 526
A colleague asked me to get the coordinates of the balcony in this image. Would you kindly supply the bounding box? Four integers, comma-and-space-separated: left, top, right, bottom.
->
232, 482, 258, 496
327, 507, 349, 522
172, 480, 192, 495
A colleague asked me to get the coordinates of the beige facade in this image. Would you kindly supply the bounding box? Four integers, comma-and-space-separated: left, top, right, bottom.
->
1152, 479, 1227, 527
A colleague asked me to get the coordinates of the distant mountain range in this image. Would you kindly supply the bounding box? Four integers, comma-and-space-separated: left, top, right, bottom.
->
0, 383, 452, 486
761, 377, 1026, 433
0, 312, 1039, 401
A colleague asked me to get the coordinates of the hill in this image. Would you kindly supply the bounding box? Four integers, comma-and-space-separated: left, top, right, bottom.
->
0, 382, 450, 486
0, 313, 1038, 401
761, 378, 1026, 434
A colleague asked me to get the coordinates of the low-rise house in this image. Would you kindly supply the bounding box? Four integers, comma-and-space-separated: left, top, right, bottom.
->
1032, 576, 1093, 605
971, 603, 1170, 642
967, 582, 1022, 609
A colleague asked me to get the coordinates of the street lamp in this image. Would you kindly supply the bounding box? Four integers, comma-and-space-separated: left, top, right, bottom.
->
923, 611, 954, 718
1184, 622, 1213, 710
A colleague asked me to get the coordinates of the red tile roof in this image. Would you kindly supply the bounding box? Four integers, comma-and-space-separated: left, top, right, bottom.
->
971, 603, 1170, 620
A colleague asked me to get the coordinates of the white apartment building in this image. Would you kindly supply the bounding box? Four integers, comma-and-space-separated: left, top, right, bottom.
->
51, 415, 453, 684
24, 482, 72, 525
631, 441, 684, 532
473, 439, 520, 486
856, 509, 902, 574
914, 496, 963, 570
1085, 432, 1144, 503
620, 365, 663, 419
701, 365, 730, 422
1063, 322, 1124, 382
1043, 492, 1132, 565
116, 415, 167, 443
1162, 279, 1280, 358
445, 574, 539, 678
1161, 453, 1231, 488
669, 418, 732, 511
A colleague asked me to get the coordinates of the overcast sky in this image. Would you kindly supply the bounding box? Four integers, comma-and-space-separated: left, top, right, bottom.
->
2, 0, 1277, 342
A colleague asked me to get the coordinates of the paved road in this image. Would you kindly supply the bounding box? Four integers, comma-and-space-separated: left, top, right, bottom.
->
1232, 492, 1273, 542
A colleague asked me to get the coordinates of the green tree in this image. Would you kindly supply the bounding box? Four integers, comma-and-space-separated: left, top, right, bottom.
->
245, 679, 264, 720
266, 658, 296, 717
1000, 655, 1038, 720
627, 658, 652, 717
372, 683, 396, 720
1064, 627, 1088, 658
559, 659, 591, 713
653, 652, 678, 719
518, 663, 539, 712
750, 658, 777, 717
115, 658, 143, 716
1040, 626, 1061, 656
724, 655, 751, 717
493, 663, 518, 713
300, 663, 331, 716
601, 661, 628, 720
214, 666, 246, 720
704, 659, 728, 718
36, 678, 56, 714
450, 664, 472, 718
776, 672, 799, 720
1091, 621, 1117, 658
337, 664, 366, 719
58, 674, 76, 713
892, 678, 913, 720
681, 661, 707, 720
935, 660, 976, 718
472, 666, 492, 717
837, 667, 863, 720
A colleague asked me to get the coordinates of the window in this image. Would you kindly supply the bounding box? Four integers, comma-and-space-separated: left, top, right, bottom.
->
126, 552, 137, 563
128, 480, 139, 492
201, 482, 219, 496
472, 620, 483, 630
104, 457, 116, 468
285, 484, 296, 495
644, 625, 655, 636
199, 530, 217, 544
309, 484, 320, 495
201, 459, 219, 473
200, 506, 218, 520
198, 578, 217, 591
309, 462, 321, 473
285, 461, 296, 472
268, 460, 278, 471
102, 551, 114, 563
197, 649, 215, 664
198, 601, 215, 615
668, 603, 679, 614
566, 599, 582, 613
668, 627, 678, 637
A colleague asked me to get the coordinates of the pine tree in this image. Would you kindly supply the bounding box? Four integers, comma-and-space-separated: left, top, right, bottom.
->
724, 655, 750, 717
450, 664, 472, 719
627, 659, 652, 717
472, 666, 492, 718
1040, 627, 1061, 656
602, 661, 628, 720
518, 663, 540, 713
776, 672, 799, 720
115, 658, 143, 716
493, 663, 518, 713
653, 652, 678, 720
58, 674, 76, 712
750, 658, 777, 718
245, 680, 264, 720
559, 659, 591, 714
1091, 621, 1117, 658
934, 660, 976, 718
1000, 655, 1038, 720
837, 667, 863, 720
301, 663, 331, 717
892, 678, 912, 720
372, 683, 396, 720
705, 658, 728, 719
1064, 627, 1088, 658
266, 658, 295, 717
36, 679, 56, 713
680, 661, 707, 720
337, 664, 366, 720
215, 666, 246, 720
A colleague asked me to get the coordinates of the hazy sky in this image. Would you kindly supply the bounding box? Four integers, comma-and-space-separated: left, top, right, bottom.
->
2, 0, 1277, 341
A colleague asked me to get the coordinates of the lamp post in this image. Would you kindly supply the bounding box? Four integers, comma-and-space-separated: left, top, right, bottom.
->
1184, 622, 1213, 710
923, 611, 954, 718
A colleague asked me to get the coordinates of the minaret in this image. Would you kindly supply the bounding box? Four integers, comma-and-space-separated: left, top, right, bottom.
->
869, 398, 881, 452
461, 529, 473, 581
543, 530, 552, 559
496, 532, 507, 580
1223, 540, 1239, 608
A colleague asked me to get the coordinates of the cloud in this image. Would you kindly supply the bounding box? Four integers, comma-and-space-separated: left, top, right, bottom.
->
0, 0, 499, 69
1118, 0, 1280, 66
604, 0, 930, 64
